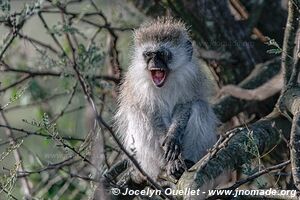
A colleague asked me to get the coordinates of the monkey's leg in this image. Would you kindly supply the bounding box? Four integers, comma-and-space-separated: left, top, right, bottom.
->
162, 102, 192, 178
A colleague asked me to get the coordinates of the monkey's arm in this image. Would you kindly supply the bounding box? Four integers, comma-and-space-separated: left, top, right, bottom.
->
162, 103, 192, 162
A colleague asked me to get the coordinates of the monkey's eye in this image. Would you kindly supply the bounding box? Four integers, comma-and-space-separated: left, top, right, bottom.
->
157, 51, 166, 58
143, 51, 153, 58
158, 50, 172, 62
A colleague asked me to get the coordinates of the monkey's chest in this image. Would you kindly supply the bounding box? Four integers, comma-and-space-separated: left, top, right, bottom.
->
149, 112, 171, 134
126, 109, 170, 148
125, 110, 171, 171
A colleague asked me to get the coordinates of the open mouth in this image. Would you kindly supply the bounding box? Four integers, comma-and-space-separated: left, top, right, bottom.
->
150, 69, 168, 87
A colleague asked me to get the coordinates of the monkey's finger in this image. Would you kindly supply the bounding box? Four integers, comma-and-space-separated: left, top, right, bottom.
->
175, 161, 180, 171
169, 152, 177, 161
165, 144, 175, 161
162, 136, 172, 147
167, 143, 181, 161
168, 146, 178, 161
164, 149, 168, 159
162, 139, 166, 147
174, 145, 180, 157
175, 162, 182, 174
169, 152, 175, 161
176, 160, 184, 172
179, 158, 187, 170
165, 149, 172, 161
174, 165, 178, 174
164, 142, 171, 157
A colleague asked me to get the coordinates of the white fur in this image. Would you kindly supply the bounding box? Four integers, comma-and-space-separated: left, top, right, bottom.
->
115, 41, 218, 179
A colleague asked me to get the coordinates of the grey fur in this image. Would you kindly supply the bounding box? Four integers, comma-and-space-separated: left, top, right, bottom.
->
134, 17, 189, 46
115, 18, 218, 179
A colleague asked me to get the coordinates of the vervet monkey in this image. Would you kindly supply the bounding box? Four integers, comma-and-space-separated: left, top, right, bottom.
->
115, 17, 218, 179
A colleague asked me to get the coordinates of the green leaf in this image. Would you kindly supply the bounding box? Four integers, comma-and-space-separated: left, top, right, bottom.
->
266, 48, 282, 55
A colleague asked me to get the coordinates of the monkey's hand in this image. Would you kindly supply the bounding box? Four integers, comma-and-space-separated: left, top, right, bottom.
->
162, 134, 181, 161
166, 157, 187, 179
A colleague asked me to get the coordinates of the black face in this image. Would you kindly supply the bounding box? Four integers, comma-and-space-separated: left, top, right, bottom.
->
143, 49, 172, 88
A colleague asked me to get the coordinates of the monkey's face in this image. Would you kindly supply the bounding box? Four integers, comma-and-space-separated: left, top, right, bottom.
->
143, 47, 171, 87
137, 41, 192, 88
132, 18, 194, 88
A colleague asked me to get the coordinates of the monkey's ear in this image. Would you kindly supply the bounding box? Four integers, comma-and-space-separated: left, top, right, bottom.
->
186, 40, 193, 60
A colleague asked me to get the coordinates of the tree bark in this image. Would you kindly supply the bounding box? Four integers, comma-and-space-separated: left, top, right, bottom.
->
213, 58, 281, 122
177, 112, 291, 199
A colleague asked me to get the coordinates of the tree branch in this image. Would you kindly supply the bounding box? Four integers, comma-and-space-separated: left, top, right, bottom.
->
291, 111, 300, 189
177, 111, 290, 199
281, 0, 299, 86
213, 58, 281, 122
218, 72, 283, 101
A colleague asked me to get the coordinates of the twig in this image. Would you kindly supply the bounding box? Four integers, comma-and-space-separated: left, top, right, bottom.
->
0, 31, 15, 61
0, 111, 32, 198
18, 33, 59, 54
50, 81, 78, 123
230, 0, 267, 43
0, 124, 84, 146
0, 61, 120, 83
16, 157, 78, 178
0, 185, 18, 200
0, 74, 31, 93
222, 160, 290, 191
38, 12, 67, 57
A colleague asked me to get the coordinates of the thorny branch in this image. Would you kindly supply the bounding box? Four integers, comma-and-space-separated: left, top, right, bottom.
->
0, 111, 32, 198
0, 1, 127, 198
